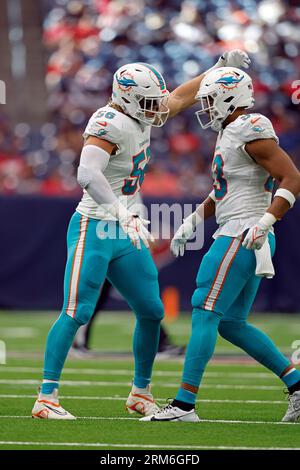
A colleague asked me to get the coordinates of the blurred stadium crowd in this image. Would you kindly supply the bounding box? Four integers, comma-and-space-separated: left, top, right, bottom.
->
1, 0, 300, 197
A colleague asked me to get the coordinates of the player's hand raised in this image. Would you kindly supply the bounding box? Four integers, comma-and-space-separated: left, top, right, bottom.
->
219, 50, 251, 69
242, 223, 269, 250
120, 214, 154, 250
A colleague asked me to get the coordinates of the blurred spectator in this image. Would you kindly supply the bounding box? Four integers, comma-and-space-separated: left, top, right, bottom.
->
1, 0, 300, 197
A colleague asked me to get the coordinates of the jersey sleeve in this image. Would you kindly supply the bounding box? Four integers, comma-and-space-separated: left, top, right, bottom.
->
240, 114, 279, 145
83, 109, 122, 146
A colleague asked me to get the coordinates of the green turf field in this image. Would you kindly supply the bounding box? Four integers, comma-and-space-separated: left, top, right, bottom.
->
0, 311, 300, 450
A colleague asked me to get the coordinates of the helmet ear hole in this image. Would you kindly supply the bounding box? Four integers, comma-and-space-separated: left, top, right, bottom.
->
224, 96, 234, 103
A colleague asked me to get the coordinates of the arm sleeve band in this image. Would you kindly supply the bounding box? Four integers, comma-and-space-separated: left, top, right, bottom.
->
77, 144, 120, 211
79, 144, 110, 172
274, 188, 296, 208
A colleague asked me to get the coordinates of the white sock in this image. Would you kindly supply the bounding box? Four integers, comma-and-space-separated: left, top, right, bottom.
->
132, 384, 151, 395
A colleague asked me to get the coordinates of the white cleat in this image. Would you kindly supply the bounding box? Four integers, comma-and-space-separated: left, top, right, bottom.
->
125, 385, 160, 417
32, 389, 76, 420
140, 404, 200, 422
281, 390, 300, 423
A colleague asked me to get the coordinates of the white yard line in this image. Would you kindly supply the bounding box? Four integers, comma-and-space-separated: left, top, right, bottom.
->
0, 366, 277, 380
0, 379, 283, 390
0, 415, 298, 426
0, 441, 299, 450
0, 328, 37, 338
0, 394, 287, 404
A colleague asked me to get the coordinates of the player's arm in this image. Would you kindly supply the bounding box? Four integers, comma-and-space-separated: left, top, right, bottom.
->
78, 136, 118, 206
167, 74, 207, 118
242, 138, 300, 250
77, 137, 154, 249
245, 139, 300, 218
85, 136, 116, 153
170, 192, 216, 257
167, 50, 250, 118
203, 193, 216, 219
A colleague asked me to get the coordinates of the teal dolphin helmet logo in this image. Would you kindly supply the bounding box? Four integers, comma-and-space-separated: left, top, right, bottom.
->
116, 76, 138, 88
215, 73, 244, 89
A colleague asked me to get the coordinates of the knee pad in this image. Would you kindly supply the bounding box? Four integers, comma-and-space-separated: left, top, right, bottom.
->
192, 286, 226, 316
63, 302, 96, 326
192, 307, 221, 326
191, 287, 207, 311
63, 251, 108, 325
192, 287, 221, 314
218, 320, 245, 339
74, 305, 97, 326
134, 298, 164, 322
60, 311, 81, 326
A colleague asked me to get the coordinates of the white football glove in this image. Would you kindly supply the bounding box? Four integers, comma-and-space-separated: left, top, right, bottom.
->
242, 213, 277, 250
170, 212, 201, 257
120, 213, 154, 250
242, 222, 269, 251
217, 49, 251, 69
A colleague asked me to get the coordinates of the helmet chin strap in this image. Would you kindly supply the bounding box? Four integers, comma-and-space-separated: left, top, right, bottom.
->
108, 99, 126, 114
211, 103, 236, 132
211, 120, 223, 132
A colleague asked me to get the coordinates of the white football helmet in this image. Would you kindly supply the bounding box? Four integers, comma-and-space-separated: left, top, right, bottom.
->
112, 63, 169, 127
195, 67, 254, 132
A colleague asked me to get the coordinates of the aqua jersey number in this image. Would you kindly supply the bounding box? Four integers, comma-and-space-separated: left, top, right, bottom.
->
212, 154, 228, 200
122, 147, 150, 195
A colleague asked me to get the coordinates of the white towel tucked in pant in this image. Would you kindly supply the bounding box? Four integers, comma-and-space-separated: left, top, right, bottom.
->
255, 239, 275, 279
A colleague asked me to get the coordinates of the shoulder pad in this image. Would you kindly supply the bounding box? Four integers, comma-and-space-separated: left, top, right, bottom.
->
83, 108, 122, 144
237, 114, 279, 144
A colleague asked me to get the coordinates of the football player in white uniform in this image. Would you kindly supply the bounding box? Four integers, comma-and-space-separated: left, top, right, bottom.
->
32, 53, 252, 420
141, 67, 300, 423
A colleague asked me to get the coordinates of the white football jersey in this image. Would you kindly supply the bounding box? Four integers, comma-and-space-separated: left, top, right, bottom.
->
76, 105, 151, 220
212, 113, 279, 239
